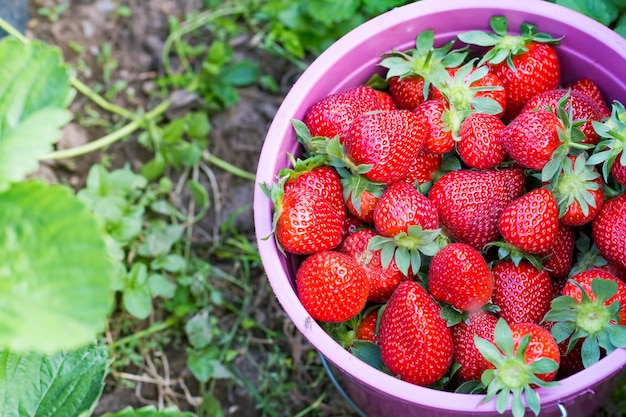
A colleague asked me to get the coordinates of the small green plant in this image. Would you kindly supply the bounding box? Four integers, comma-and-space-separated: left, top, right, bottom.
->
37, 1, 70, 22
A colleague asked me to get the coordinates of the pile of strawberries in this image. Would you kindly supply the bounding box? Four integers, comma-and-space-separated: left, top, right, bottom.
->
261, 16, 626, 417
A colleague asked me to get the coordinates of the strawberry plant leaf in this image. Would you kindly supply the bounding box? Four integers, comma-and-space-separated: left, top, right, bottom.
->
0, 38, 72, 192
122, 263, 152, 320
555, 0, 619, 26
0, 181, 114, 353
0, 344, 108, 417
350, 340, 384, 370
305, 0, 359, 24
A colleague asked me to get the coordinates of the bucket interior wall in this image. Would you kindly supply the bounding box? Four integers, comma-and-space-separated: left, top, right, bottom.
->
253, 0, 626, 416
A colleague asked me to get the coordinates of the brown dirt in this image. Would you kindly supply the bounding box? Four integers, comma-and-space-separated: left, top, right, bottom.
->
25, 1, 355, 416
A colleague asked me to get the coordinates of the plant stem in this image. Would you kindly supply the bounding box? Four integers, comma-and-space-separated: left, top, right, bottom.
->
203, 151, 256, 181
40, 100, 171, 160
0, 17, 28, 42
71, 77, 137, 120
109, 316, 179, 350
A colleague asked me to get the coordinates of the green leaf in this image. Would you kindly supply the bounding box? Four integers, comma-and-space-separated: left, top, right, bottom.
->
148, 274, 176, 299
0, 181, 114, 353
590, 277, 618, 303
123, 263, 152, 319
350, 340, 384, 370
137, 221, 184, 258
474, 335, 505, 366
0, 38, 72, 191
614, 14, 626, 38
528, 357, 559, 374
555, 0, 619, 26
189, 179, 210, 210
187, 345, 220, 383
493, 318, 515, 356
101, 405, 196, 417
305, 0, 359, 24
607, 324, 626, 348
581, 335, 601, 368
0, 344, 108, 417
150, 254, 186, 273
221, 59, 259, 87
185, 310, 213, 349
187, 112, 211, 140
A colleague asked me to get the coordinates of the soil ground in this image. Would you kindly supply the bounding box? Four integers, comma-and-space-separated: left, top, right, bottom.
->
24, 1, 355, 416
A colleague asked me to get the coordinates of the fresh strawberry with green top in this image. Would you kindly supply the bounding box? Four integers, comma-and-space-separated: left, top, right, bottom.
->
457, 16, 561, 121
340, 170, 385, 223
451, 310, 498, 382
569, 232, 626, 284
546, 154, 603, 227
369, 181, 442, 275
281, 155, 346, 219
262, 177, 345, 255
474, 319, 560, 417
492, 260, 552, 325
498, 187, 559, 254
457, 112, 507, 169
302, 85, 386, 140
340, 228, 410, 303
568, 77, 611, 119
588, 100, 626, 187
428, 242, 493, 312
378, 280, 454, 386
429, 168, 526, 250
543, 271, 626, 369
296, 251, 370, 323
521, 88, 603, 145
342, 109, 428, 184
380, 29, 468, 111
592, 193, 626, 270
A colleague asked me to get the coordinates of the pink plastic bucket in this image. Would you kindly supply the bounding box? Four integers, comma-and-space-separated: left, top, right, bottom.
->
253, 0, 626, 416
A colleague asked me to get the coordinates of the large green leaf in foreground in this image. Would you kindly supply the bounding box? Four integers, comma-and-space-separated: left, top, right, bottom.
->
0, 181, 115, 353
0, 38, 72, 192
0, 344, 108, 417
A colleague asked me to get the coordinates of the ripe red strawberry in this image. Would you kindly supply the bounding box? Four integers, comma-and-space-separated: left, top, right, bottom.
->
388, 75, 428, 110
371, 181, 441, 275
561, 269, 626, 325
521, 88, 603, 145
373, 181, 439, 238
343, 110, 428, 184
547, 154, 603, 227
378, 281, 454, 386
403, 150, 442, 186
474, 318, 560, 417
340, 214, 366, 243
282, 162, 346, 219
541, 222, 575, 283
451, 310, 498, 382
340, 229, 409, 303
429, 168, 525, 250
355, 308, 380, 343
428, 243, 493, 311
491, 260, 552, 325
373, 89, 397, 111
497, 109, 563, 171
568, 77, 611, 119
498, 188, 559, 254
413, 98, 455, 154
458, 17, 561, 121
592, 193, 626, 270
295, 251, 369, 323
302, 86, 385, 140
457, 112, 507, 169
269, 185, 344, 255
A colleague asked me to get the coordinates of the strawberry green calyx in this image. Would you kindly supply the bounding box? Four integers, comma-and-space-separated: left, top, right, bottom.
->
540, 91, 593, 184
475, 319, 559, 417
543, 278, 626, 368
569, 233, 608, 277
589, 100, 626, 181
547, 153, 601, 218
338, 168, 384, 216
485, 240, 545, 272
380, 29, 468, 99
368, 225, 442, 276
458, 16, 562, 69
